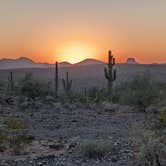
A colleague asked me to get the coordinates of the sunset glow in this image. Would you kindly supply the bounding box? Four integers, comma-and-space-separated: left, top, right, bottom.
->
0, 0, 166, 64
55, 42, 99, 64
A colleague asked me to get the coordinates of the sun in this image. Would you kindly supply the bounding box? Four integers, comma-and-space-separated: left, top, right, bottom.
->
55, 41, 98, 64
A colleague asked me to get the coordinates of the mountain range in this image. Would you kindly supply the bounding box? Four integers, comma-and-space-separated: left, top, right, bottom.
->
0, 57, 106, 69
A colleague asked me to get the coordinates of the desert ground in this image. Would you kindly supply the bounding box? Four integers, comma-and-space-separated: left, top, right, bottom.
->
0, 64, 165, 166
0, 64, 166, 89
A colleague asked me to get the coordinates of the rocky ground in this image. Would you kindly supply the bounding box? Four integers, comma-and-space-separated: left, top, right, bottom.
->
0, 95, 147, 166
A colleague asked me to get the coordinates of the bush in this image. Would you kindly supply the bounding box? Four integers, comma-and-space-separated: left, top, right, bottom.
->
131, 116, 166, 165
0, 128, 7, 152
87, 87, 106, 104
113, 75, 158, 108
19, 73, 53, 98
139, 138, 166, 166
0, 81, 7, 90
156, 109, 166, 128
4, 118, 27, 130
8, 133, 33, 155
77, 140, 112, 159
154, 108, 166, 142
0, 118, 33, 155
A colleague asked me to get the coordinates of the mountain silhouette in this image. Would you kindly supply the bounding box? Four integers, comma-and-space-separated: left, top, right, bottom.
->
126, 58, 138, 64
0, 57, 104, 69
74, 58, 104, 66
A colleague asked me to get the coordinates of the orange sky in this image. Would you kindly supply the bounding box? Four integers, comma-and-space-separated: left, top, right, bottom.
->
0, 0, 166, 64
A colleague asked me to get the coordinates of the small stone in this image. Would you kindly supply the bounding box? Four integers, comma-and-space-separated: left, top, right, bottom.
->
49, 142, 64, 150
0, 160, 9, 166
45, 96, 55, 102
37, 162, 43, 166
111, 156, 119, 162
102, 102, 118, 112
145, 106, 159, 114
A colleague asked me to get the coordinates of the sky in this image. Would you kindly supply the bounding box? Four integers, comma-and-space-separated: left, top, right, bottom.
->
0, 0, 166, 64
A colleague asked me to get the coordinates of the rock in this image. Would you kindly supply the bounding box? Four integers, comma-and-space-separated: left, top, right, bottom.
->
37, 162, 43, 166
63, 103, 77, 110
5, 96, 15, 104
71, 119, 78, 123
102, 102, 119, 112
34, 101, 43, 109
0, 160, 9, 166
145, 106, 159, 114
20, 101, 30, 108
67, 136, 80, 150
45, 96, 55, 102
113, 141, 120, 146
111, 156, 119, 162
119, 105, 135, 112
52, 102, 62, 110
49, 142, 65, 150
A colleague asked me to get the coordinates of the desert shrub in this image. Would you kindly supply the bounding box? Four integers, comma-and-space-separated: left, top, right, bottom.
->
87, 87, 106, 104
131, 125, 151, 153
19, 73, 53, 98
61, 91, 80, 104
77, 140, 112, 159
153, 108, 166, 143
0, 127, 7, 152
113, 75, 158, 108
150, 83, 166, 108
77, 87, 107, 109
139, 138, 166, 166
19, 73, 41, 98
0, 81, 7, 90
156, 109, 166, 128
131, 116, 166, 165
4, 118, 27, 130
0, 118, 33, 155
8, 133, 33, 155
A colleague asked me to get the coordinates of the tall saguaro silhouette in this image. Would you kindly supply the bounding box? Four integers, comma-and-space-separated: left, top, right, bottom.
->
104, 50, 116, 100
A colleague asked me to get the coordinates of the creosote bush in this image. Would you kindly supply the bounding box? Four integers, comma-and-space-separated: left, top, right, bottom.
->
19, 73, 53, 98
8, 133, 33, 155
87, 87, 106, 103
0, 80, 7, 90
131, 108, 166, 166
154, 108, 166, 143
156, 109, 166, 128
0, 118, 33, 155
113, 75, 159, 108
139, 138, 165, 166
77, 140, 113, 159
4, 118, 27, 130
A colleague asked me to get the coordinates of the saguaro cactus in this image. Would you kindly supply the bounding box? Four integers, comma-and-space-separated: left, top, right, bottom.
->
62, 72, 72, 94
8, 72, 14, 90
55, 61, 59, 96
104, 50, 116, 99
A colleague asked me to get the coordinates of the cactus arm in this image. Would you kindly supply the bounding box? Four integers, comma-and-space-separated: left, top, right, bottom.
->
69, 80, 72, 90
62, 72, 72, 94
104, 67, 109, 80
112, 58, 115, 65
113, 69, 116, 81
62, 79, 66, 90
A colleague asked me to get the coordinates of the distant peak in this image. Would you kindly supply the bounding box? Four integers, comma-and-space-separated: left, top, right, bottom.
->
18, 57, 33, 61
75, 58, 104, 66
126, 58, 138, 64
59, 61, 72, 65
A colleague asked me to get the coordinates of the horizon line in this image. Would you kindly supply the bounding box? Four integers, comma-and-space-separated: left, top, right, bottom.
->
0, 56, 165, 65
